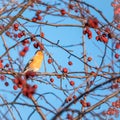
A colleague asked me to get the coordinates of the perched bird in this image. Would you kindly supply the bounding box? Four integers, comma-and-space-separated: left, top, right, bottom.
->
24, 50, 44, 73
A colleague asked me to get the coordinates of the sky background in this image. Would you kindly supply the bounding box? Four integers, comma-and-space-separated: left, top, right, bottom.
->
0, 0, 119, 120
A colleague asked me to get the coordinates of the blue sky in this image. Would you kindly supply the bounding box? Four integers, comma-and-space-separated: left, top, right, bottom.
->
0, 0, 119, 120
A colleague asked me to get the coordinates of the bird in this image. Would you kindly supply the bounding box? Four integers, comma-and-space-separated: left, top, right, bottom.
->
23, 50, 44, 73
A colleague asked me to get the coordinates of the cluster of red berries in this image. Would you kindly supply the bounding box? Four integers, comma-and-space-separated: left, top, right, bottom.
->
13, 77, 26, 89
22, 39, 30, 46
19, 46, 29, 57
13, 76, 37, 98
17, 30, 26, 38
62, 68, 75, 86
112, 99, 120, 108
105, 107, 119, 116
83, 27, 92, 39
87, 17, 99, 28
13, 23, 19, 31
22, 83, 38, 98
96, 34, 108, 43
33, 42, 44, 50
65, 95, 77, 103
0, 60, 13, 82
0, 64, 10, 86
80, 99, 91, 107
5, 30, 26, 39
114, 42, 120, 59
30, 34, 44, 50
32, 10, 42, 22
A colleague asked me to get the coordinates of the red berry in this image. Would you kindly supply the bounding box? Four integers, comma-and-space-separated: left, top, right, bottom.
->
57, 75, 61, 79
102, 36, 108, 43
13, 85, 18, 90
37, 42, 44, 50
0, 61, 3, 68
96, 36, 100, 41
19, 51, 26, 57
22, 39, 29, 46
40, 32, 44, 37
37, 15, 42, 20
21, 30, 26, 36
21, 79, 26, 85
33, 84, 38, 89
23, 46, 29, 52
88, 17, 98, 28
60, 9, 66, 16
13, 78, 19, 84
5, 31, 10, 37
50, 78, 54, 82
33, 43, 38, 48
0, 75, 5, 80
36, 10, 41, 15
14, 23, 19, 28
105, 27, 111, 33
14, 27, 18, 31
67, 113, 73, 119
17, 33, 22, 38
5, 63, 9, 67
14, 34, 18, 38
73, 95, 77, 99
115, 42, 120, 49
32, 17, 37, 22
5, 82, 9, 86
115, 53, 119, 59
31, 35, 36, 41
62, 68, 68, 73
75, 9, 78, 13
80, 100, 87, 107
87, 57, 92, 61
86, 102, 91, 107
48, 58, 53, 64
88, 34, 92, 39
68, 61, 73, 65
65, 97, 72, 103
69, 80, 75, 86
96, 30, 101, 35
